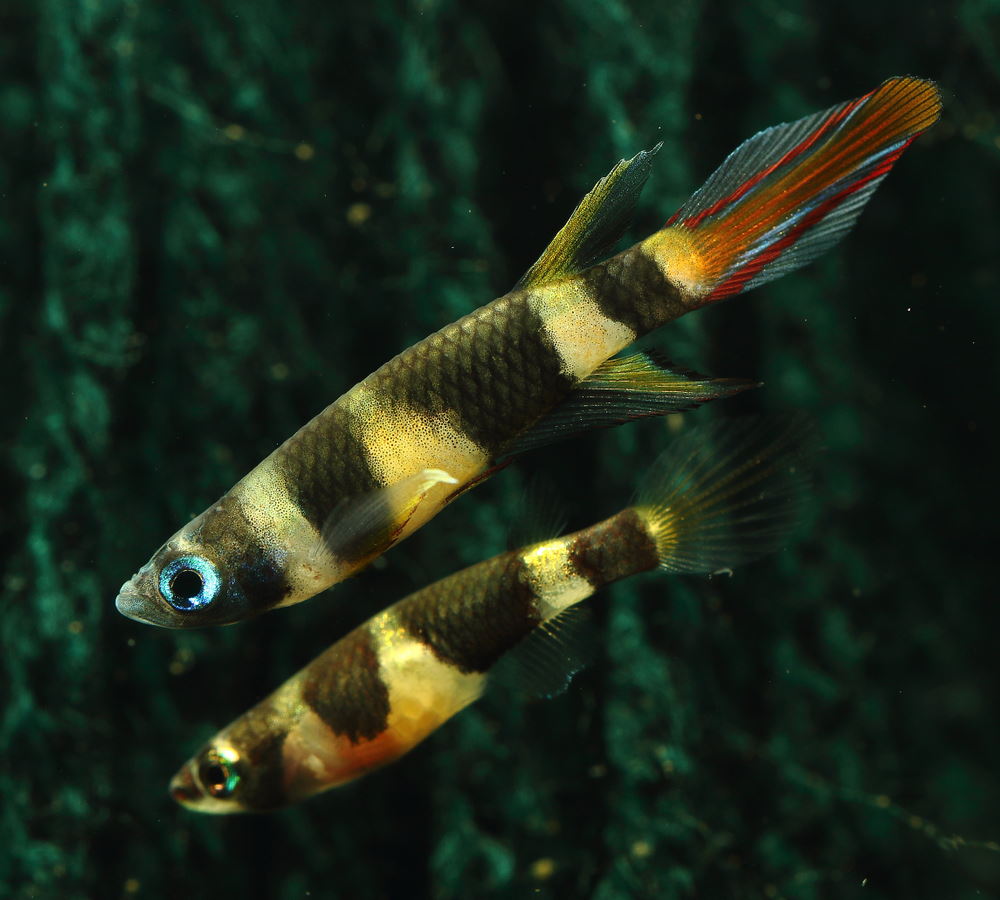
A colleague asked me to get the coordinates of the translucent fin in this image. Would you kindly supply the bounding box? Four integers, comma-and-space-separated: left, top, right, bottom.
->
662, 76, 942, 303
506, 476, 569, 551
487, 606, 594, 700
634, 417, 814, 574
313, 468, 457, 566
515, 145, 662, 290
506, 351, 757, 456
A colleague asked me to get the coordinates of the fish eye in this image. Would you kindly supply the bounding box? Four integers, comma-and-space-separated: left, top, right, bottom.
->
159, 555, 221, 612
198, 746, 242, 799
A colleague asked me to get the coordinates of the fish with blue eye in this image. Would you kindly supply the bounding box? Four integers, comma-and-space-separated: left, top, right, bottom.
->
117, 491, 289, 627
123, 547, 241, 625
120, 540, 284, 628
116, 76, 942, 630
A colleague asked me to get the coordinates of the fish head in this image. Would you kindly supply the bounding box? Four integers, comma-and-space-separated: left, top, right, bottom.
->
115, 496, 291, 628
170, 683, 399, 813
171, 693, 302, 814
170, 737, 294, 814
170, 742, 249, 814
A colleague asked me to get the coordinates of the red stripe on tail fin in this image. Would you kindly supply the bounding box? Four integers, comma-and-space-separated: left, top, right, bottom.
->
653, 77, 941, 305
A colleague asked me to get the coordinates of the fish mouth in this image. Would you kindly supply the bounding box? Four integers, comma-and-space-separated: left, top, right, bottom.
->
115, 564, 180, 628
169, 765, 201, 808
114, 579, 157, 625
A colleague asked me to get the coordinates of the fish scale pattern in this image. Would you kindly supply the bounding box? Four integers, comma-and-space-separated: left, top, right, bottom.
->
585, 247, 686, 334
396, 553, 542, 673
375, 294, 573, 454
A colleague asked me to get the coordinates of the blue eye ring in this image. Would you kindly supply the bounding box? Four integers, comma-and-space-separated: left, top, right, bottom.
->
159, 556, 221, 612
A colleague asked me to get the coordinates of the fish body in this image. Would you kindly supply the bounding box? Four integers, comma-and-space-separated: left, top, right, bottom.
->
170, 419, 811, 812
117, 230, 705, 629
117, 77, 941, 629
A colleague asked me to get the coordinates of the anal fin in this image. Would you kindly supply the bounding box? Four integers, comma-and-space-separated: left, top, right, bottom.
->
507, 350, 757, 456
488, 606, 594, 701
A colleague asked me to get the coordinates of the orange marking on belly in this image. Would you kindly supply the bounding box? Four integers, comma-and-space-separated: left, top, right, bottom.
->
334, 729, 409, 778
281, 710, 409, 799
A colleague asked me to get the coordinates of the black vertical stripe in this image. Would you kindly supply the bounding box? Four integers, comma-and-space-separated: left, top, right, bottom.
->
396, 553, 542, 674
583, 246, 686, 335
221, 699, 291, 812
274, 401, 381, 531
301, 627, 391, 742
187, 496, 292, 620
371, 293, 575, 456
568, 510, 659, 587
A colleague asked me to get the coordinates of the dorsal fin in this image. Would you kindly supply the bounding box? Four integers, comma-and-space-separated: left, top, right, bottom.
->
515, 145, 662, 290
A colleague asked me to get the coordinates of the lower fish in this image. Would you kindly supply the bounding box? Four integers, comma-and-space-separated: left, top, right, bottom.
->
170, 418, 811, 813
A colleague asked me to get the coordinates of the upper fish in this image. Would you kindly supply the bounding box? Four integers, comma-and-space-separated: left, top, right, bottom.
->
116, 76, 941, 628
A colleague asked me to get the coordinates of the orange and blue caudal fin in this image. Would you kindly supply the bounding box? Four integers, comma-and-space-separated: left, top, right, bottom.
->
652, 76, 942, 305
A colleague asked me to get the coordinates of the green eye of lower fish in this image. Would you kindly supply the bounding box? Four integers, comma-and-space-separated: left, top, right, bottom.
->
159, 556, 221, 612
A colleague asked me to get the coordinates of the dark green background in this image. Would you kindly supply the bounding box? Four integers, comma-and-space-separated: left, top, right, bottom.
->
2, 1, 998, 897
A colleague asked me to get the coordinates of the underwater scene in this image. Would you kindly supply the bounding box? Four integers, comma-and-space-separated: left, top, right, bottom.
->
3, 1, 999, 897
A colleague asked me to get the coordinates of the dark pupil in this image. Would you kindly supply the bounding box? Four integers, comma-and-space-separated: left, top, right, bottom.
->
203, 764, 229, 794
170, 569, 204, 600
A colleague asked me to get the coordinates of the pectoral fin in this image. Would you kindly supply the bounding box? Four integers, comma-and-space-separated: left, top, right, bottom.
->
312, 468, 458, 570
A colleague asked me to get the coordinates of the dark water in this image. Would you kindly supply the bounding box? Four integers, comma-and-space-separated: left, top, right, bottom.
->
2, 2, 998, 898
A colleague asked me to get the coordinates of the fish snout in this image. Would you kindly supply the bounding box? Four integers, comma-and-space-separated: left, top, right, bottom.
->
114, 572, 150, 623
169, 765, 201, 807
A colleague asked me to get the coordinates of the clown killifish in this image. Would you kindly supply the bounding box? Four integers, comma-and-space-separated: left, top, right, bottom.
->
170, 418, 811, 813
118, 77, 940, 629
